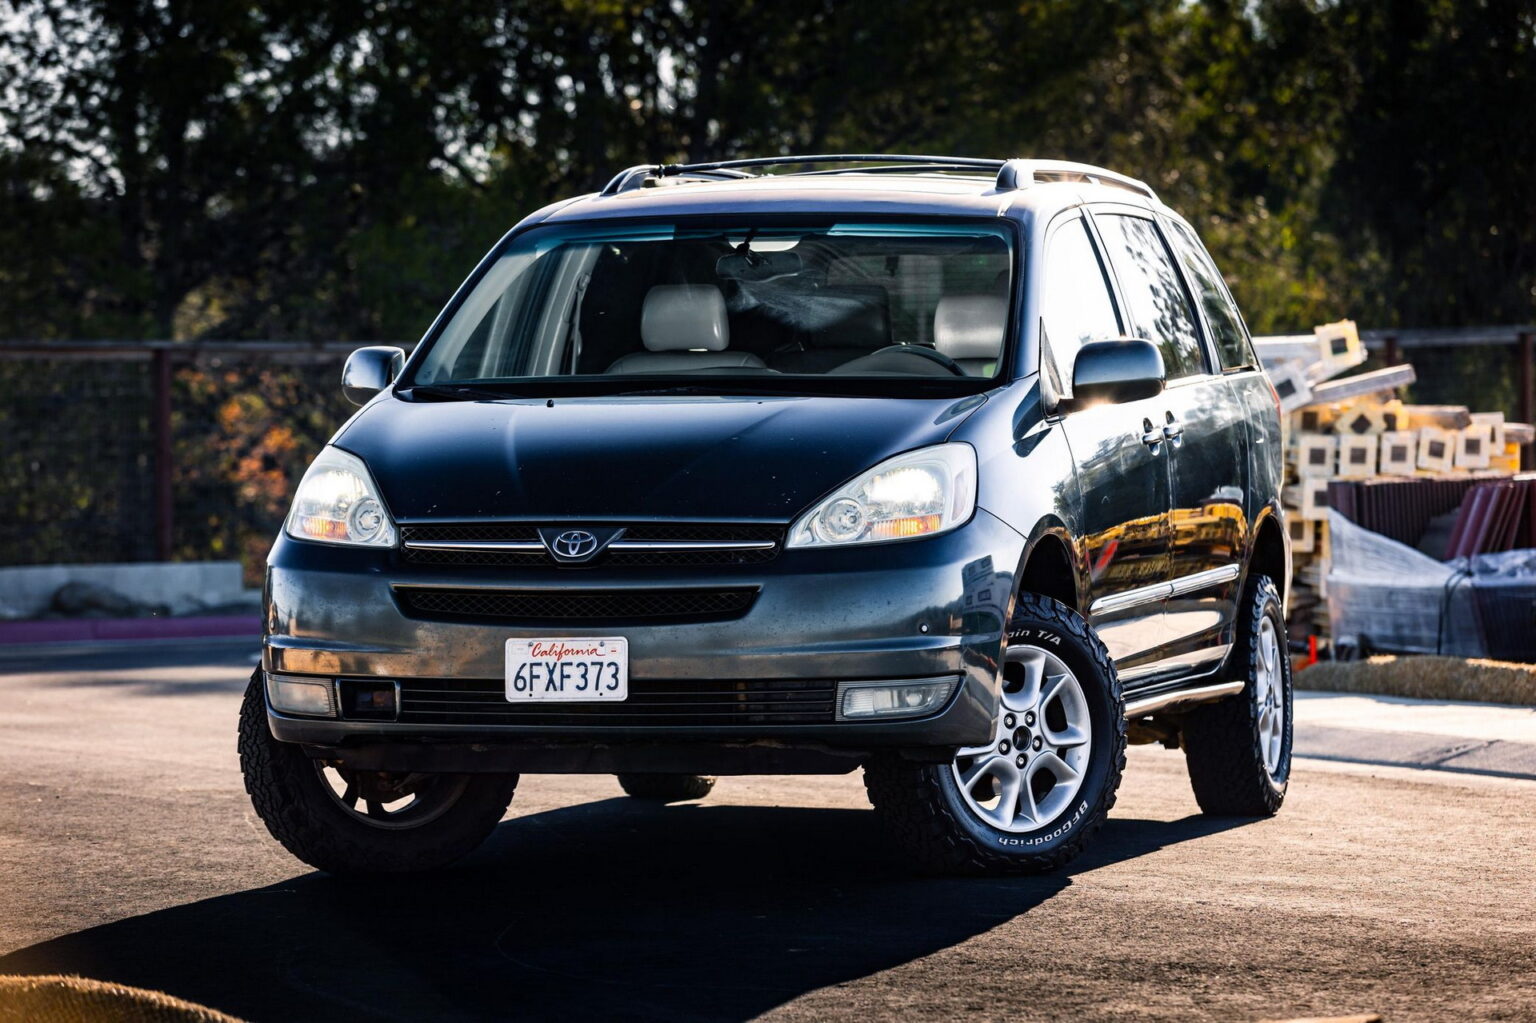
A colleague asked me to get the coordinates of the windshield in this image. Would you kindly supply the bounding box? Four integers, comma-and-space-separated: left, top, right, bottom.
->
405, 219, 1015, 396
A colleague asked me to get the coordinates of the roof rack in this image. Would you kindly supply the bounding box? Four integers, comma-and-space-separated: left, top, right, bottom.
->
599, 154, 1157, 201
995, 159, 1157, 200
600, 154, 1004, 195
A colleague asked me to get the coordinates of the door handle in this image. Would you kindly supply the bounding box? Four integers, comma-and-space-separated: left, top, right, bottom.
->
1162, 411, 1183, 442
1141, 418, 1163, 448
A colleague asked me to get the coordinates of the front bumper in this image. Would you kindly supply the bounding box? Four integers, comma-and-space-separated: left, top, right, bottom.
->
262, 508, 1025, 759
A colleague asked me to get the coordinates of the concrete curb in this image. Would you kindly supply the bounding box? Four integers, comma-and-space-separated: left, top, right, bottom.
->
0, 614, 259, 647
1294, 690, 1536, 780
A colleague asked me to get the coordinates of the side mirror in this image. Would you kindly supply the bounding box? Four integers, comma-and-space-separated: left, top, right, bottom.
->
1068, 338, 1165, 407
342, 346, 406, 406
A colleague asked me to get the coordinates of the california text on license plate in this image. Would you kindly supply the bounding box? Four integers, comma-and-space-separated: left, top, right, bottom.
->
505, 637, 629, 702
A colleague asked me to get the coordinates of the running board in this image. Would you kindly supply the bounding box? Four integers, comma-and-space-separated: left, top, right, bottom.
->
1122, 680, 1245, 719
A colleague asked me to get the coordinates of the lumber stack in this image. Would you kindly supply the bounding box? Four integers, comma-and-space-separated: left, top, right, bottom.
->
1257, 319, 1533, 642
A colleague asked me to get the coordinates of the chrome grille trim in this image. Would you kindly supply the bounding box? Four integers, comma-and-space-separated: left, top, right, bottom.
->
402, 537, 779, 554
609, 539, 777, 552
404, 540, 546, 552
398, 522, 783, 567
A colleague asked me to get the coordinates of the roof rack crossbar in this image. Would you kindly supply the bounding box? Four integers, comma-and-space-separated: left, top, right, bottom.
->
995, 159, 1157, 200
600, 154, 1157, 200
794, 162, 1000, 178
601, 154, 1006, 195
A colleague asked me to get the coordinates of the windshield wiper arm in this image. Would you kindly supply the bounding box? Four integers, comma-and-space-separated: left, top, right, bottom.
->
606, 384, 795, 396
403, 384, 525, 401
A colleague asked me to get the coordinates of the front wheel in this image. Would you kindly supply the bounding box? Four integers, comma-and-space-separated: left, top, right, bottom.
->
864, 592, 1126, 874
1180, 574, 1292, 816
238, 672, 518, 875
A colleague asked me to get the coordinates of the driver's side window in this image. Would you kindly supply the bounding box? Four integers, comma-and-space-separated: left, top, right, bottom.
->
1041, 217, 1122, 395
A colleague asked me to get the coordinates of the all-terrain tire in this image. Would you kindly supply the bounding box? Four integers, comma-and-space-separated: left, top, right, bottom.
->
1181, 574, 1292, 816
615, 773, 717, 801
238, 671, 518, 875
863, 592, 1126, 875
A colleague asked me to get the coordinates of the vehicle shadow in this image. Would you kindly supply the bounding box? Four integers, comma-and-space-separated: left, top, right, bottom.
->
0, 798, 1245, 1022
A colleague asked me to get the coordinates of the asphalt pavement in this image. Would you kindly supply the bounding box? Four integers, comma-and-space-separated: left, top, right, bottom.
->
1, 644, 1533, 1022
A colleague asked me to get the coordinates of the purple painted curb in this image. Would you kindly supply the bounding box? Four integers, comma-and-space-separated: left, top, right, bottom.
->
0, 614, 261, 646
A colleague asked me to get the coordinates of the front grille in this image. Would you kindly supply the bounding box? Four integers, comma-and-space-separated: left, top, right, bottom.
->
400, 524, 544, 567
397, 677, 837, 726
399, 522, 782, 568
395, 586, 758, 624
609, 523, 782, 566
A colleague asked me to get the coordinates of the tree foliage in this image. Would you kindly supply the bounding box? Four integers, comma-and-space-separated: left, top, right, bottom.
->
7, 0, 1530, 342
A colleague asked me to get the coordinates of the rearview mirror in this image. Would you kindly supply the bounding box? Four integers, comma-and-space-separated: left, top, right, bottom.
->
716, 249, 803, 282
342, 346, 406, 406
1068, 339, 1164, 407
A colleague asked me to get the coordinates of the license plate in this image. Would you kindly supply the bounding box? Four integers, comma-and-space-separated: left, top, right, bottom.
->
505, 637, 628, 702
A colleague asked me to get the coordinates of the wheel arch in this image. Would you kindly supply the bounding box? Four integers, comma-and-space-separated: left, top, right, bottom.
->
1247, 507, 1290, 612
1015, 522, 1084, 612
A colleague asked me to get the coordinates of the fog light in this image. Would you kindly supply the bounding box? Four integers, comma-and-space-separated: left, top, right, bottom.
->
338, 678, 400, 721
838, 676, 957, 720
265, 673, 337, 718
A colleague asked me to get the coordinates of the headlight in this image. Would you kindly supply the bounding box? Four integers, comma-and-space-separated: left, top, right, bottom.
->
284, 446, 398, 547
787, 444, 977, 548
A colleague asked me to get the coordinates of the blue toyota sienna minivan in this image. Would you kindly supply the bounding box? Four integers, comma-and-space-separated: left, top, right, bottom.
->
240, 155, 1291, 876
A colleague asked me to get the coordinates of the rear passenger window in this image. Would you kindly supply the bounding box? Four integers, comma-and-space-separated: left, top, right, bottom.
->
1164, 219, 1255, 371
1095, 214, 1205, 379
1041, 218, 1121, 388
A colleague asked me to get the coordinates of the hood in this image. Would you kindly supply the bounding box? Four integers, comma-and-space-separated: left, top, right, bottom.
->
336, 393, 985, 522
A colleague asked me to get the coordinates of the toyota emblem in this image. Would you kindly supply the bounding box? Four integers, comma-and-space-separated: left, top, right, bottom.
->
551, 529, 599, 559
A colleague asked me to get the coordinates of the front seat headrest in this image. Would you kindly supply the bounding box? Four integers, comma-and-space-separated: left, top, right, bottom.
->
934, 294, 1008, 363
641, 285, 730, 352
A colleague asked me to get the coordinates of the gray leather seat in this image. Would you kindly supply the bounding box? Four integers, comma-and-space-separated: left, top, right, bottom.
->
606, 285, 767, 374
933, 294, 1007, 376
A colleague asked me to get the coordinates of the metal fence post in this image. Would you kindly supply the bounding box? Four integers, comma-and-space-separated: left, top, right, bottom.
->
152, 348, 174, 561
1517, 331, 1535, 470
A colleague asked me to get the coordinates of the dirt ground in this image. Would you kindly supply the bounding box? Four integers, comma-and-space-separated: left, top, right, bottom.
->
1, 644, 1533, 1022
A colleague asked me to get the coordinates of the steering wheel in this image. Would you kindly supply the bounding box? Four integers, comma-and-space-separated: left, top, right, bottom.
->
866, 344, 967, 376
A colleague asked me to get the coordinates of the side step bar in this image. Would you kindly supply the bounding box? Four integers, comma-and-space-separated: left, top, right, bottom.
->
1123, 680, 1245, 719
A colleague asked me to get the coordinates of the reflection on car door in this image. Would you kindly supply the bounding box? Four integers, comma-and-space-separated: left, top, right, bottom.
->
1041, 214, 1171, 669
1092, 209, 1246, 678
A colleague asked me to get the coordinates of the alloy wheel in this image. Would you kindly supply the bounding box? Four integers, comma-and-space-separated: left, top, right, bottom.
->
951, 644, 1092, 833
314, 763, 470, 830
1255, 616, 1286, 777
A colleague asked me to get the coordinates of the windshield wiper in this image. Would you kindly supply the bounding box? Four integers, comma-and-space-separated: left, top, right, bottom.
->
402, 384, 526, 401
605, 384, 799, 397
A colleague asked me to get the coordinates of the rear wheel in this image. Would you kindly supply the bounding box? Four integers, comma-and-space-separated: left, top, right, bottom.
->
238, 672, 518, 875
615, 773, 717, 802
864, 592, 1126, 874
1180, 575, 1292, 816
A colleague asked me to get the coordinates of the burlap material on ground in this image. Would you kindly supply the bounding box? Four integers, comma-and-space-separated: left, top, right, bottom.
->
0, 975, 240, 1023
1299, 654, 1536, 705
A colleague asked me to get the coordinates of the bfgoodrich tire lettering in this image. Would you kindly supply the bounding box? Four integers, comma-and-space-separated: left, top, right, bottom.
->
238, 671, 518, 875
1180, 574, 1292, 816
864, 592, 1126, 875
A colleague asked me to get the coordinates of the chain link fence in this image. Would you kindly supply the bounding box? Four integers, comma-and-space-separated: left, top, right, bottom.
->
1, 342, 388, 586
1, 331, 1532, 589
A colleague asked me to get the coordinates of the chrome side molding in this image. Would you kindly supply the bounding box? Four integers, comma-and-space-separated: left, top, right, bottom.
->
1089, 563, 1241, 616
1089, 580, 1170, 616
1168, 563, 1240, 597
